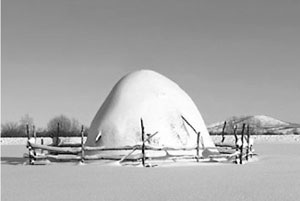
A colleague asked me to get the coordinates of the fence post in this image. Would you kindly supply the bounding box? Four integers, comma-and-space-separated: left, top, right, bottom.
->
41, 138, 44, 154
233, 125, 238, 146
56, 122, 60, 146
246, 125, 250, 161
26, 124, 32, 165
81, 125, 85, 163
33, 125, 36, 143
26, 124, 30, 140
234, 125, 239, 163
141, 118, 145, 167
196, 132, 200, 162
239, 124, 246, 164
221, 121, 227, 143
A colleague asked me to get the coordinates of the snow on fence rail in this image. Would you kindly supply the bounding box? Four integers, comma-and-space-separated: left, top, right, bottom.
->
25, 118, 255, 166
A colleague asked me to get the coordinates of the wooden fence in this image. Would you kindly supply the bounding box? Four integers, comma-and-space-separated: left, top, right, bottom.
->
25, 117, 255, 166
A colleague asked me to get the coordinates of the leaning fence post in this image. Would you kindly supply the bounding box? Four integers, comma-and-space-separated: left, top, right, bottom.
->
141, 118, 145, 167
239, 124, 246, 164
80, 125, 85, 163
196, 132, 201, 162
221, 121, 227, 143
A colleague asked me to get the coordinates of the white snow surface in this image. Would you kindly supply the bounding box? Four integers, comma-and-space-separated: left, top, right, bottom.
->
86, 69, 215, 148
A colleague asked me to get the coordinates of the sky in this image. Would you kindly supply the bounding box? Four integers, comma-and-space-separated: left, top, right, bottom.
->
2, 0, 300, 128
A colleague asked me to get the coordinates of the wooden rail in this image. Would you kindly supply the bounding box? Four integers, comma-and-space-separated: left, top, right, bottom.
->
25, 120, 255, 166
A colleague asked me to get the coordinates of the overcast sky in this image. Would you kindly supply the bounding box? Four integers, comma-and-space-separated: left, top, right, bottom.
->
2, 0, 300, 128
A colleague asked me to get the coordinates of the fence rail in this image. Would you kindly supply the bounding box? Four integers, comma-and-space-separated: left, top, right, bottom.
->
25, 118, 255, 166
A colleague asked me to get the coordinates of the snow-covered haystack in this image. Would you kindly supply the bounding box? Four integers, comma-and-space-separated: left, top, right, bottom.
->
86, 70, 215, 150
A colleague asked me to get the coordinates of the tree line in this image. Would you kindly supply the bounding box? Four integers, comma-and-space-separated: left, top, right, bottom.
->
1, 114, 88, 137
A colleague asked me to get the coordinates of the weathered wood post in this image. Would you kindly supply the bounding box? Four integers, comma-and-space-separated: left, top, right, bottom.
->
41, 138, 44, 154
33, 125, 37, 143
26, 124, 30, 140
221, 121, 227, 143
181, 115, 202, 162
239, 123, 246, 164
141, 118, 145, 167
56, 122, 60, 146
181, 115, 198, 134
196, 132, 201, 162
80, 125, 85, 163
246, 125, 250, 161
233, 125, 239, 163
26, 124, 32, 165
233, 125, 238, 146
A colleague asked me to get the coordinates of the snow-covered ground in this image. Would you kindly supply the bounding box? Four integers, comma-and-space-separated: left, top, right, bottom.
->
212, 135, 300, 144
1, 135, 299, 145
2, 143, 300, 201
0, 137, 85, 145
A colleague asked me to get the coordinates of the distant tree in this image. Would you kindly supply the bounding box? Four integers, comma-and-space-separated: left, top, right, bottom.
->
70, 118, 81, 133
35, 127, 48, 137
1, 121, 19, 132
47, 115, 84, 137
1, 121, 24, 137
47, 115, 72, 134
19, 114, 35, 133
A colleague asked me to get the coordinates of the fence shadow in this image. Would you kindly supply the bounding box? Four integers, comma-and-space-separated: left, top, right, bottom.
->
1, 157, 27, 165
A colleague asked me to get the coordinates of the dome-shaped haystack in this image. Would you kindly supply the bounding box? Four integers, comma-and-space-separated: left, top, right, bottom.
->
86, 70, 215, 149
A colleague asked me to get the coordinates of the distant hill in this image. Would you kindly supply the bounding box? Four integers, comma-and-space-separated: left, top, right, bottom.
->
207, 115, 300, 135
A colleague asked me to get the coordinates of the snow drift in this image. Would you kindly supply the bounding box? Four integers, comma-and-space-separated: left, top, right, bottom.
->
86, 70, 215, 149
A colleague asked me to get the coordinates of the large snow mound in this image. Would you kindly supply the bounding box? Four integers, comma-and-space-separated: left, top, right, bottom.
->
86, 70, 215, 148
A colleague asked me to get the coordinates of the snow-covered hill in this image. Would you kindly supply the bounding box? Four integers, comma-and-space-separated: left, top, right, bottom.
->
207, 115, 300, 135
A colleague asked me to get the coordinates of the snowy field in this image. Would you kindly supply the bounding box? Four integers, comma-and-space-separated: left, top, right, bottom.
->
1, 138, 300, 201
1, 135, 300, 145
